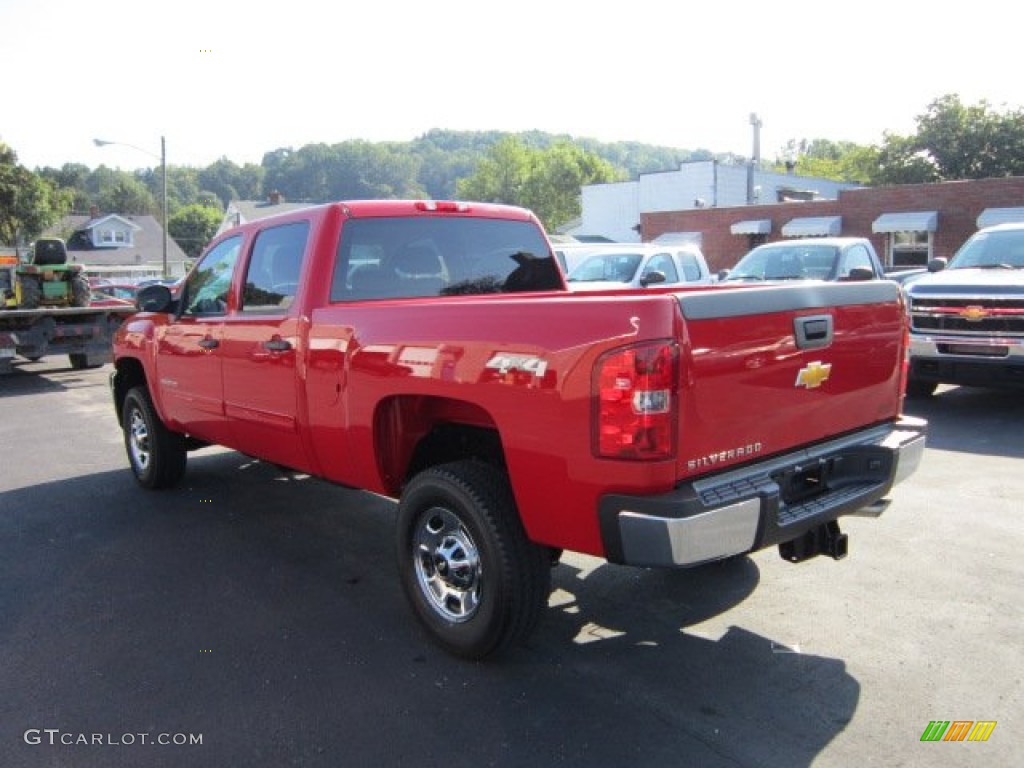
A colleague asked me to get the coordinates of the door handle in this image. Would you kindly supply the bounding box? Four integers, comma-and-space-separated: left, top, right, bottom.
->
262, 338, 292, 352
198, 337, 219, 350
793, 315, 833, 350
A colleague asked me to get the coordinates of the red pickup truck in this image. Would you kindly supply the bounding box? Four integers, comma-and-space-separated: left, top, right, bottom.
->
111, 200, 926, 659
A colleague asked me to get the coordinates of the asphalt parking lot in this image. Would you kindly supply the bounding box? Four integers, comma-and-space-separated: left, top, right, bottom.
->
1, 358, 1020, 768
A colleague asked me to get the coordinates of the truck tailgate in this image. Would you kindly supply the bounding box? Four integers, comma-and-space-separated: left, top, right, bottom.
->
675, 281, 905, 479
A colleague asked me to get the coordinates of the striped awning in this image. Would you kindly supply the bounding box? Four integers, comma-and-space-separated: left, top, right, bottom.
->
781, 216, 842, 237
872, 211, 938, 233
977, 207, 1024, 228
730, 219, 772, 235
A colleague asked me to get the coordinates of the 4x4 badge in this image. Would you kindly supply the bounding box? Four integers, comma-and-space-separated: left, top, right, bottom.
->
796, 361, 832, 389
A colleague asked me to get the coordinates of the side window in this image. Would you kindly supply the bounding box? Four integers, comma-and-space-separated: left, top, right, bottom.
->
643, 253, 679, 283
677, 252, 703, 282
841, 245, 874, 277
241, 221, 310, 313
182, 235, 242, 317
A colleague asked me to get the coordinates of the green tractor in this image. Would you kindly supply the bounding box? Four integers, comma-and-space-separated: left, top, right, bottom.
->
8, 238, 91, 310
0, 252, 20, 308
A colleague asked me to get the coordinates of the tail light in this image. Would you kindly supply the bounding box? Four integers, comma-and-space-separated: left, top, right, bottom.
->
415, 200, 470, 213
594, 341, 678, 460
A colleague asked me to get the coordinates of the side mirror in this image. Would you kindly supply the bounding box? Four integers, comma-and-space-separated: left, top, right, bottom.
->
844, 267, 876, 282
927, 257, 947, 273
717, 269, 731, 281
136, 283, 174, 313
639, 270, 666, 287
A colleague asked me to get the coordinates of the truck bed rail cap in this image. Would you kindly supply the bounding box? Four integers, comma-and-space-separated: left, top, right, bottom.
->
679, 282, 900, 320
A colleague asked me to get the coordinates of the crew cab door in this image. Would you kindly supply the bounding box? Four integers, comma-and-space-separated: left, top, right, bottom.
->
156, 235, 240, 445
219, 221, 313, 472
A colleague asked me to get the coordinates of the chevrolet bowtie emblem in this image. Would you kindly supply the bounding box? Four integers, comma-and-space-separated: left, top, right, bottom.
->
795, 361, 832, 389
959, 305, 989, 322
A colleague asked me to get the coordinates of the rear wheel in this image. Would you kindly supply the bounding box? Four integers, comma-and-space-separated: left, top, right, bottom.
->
122, 386, 186, 489
17, 275, 41, 309
396, 460, 551, 659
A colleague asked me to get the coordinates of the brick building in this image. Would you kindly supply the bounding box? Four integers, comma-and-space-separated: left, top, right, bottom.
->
641, 176, 1024, 274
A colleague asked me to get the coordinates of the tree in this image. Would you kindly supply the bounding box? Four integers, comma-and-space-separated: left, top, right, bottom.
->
168, 204, 222, 259
456, 137, 534, 206
37, 163, 93, 211
873, 133, 941, 185
875, 94, 1024, 183
771, 139, 879, 185
0, 142, 71, 244
199, 157, 265, 207
457, 138, 622, 230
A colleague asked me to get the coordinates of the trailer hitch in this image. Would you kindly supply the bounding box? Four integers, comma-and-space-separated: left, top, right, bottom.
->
779, 520, 848, 563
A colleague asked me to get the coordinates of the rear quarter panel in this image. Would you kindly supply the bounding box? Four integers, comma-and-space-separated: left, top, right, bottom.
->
305, 292, 684, 556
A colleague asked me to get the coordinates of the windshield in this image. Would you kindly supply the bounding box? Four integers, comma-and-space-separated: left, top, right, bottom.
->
725, 244, 840, 281
567, 252, 644, 283
948, 229, 1024, 269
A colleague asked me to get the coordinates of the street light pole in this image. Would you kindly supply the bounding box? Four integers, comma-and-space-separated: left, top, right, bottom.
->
93, 136, 169, 278
160, 136, 167, 279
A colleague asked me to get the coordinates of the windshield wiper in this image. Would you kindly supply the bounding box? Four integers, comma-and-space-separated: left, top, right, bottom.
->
975, 263, 1019, 270
724, 275, 764, 282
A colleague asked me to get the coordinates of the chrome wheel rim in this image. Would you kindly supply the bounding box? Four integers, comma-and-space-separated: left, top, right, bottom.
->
412, 507, 481, 623
128, 406, 151, 472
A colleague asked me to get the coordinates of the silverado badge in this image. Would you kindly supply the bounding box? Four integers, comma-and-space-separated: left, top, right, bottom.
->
795, 361, 832, 389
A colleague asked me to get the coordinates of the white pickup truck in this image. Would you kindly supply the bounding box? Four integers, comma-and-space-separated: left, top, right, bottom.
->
557, 242, 713, 290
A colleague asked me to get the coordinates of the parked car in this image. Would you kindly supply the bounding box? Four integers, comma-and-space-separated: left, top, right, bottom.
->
720, 237, 885, 283
91, 283, 140, 302
89, 291, 135, 308
563, 243, 712, 291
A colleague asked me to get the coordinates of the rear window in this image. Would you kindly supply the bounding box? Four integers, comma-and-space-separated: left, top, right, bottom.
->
330, 217, 560, 301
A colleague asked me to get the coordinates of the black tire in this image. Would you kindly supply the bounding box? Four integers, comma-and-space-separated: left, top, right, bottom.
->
17, 275, 42, 309
122, 386, 187, 489
906, 377, 938, 398
71, 273, 91, 307
396, 460, 551, 660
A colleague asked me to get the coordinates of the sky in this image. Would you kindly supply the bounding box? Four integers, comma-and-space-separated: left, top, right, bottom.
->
1, 0, 1020, 173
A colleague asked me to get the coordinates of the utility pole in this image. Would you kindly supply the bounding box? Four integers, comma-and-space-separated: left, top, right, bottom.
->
747, 113, 762, 205
93, 136, 169, 278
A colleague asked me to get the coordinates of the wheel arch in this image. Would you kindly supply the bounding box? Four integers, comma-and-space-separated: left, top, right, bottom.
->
373, 395, 506, 497
112, 357, 148, 427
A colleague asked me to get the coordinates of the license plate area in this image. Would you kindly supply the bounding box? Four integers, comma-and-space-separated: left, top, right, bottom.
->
937, 343, 1009, 357
774, 458, 835, 505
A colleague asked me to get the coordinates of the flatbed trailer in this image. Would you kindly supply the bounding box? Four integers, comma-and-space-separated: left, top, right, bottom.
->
0, 305, 136, 374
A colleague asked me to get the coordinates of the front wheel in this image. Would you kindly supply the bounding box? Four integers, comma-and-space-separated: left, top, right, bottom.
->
396, 460, 551, 660
122, 386, 187, 489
